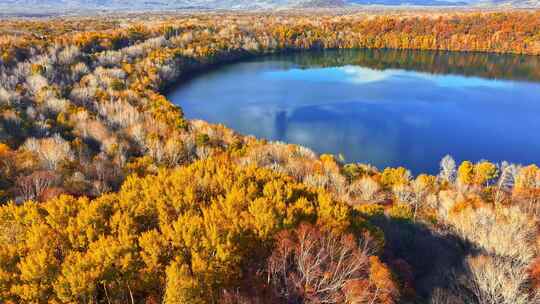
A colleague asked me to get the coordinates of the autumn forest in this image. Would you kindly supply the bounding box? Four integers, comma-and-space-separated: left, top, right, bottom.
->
1, 9, 540, 304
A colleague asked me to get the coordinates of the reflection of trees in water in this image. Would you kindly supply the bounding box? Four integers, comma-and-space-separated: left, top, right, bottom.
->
275, 110, 288, 140
272, 104, 405, 172
271, 49, 540, 82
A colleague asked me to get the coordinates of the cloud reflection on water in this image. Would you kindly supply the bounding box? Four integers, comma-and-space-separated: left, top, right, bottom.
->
264, 65, 515, 89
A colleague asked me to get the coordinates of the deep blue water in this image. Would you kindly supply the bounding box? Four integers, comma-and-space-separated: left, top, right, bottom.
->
168, 49, 540, 174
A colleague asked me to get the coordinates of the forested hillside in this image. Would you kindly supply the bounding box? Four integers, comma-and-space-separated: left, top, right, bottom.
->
1, 10, 540, 303
2, 0, 539, 11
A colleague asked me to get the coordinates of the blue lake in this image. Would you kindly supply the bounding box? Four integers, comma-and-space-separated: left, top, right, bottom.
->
168, 49, 540, 174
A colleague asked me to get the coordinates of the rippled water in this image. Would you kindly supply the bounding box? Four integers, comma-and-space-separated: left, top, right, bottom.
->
168, 49, 540, 174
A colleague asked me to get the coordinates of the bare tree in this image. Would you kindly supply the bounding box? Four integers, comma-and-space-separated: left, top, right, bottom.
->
23, 134, 74, 170
464, 254, 532, 304
350, 177, 381, 202
16, 170, 55, 202
26, 74, 48, 94
57, 45, 81, 66
408, 176, 434, 221
92, 153, 117, 195
0, 86, 14, 106
494, 162, 519, 205
439, 155, 457, 185
392, 184, 414, 205
268, 224, 374, 304
429, 287, 464, 304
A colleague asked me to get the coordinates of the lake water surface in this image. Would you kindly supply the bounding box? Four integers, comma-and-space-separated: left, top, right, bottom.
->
168, 49, 540, 174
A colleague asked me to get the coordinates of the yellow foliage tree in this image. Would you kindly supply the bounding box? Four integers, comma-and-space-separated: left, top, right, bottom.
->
380, 167, 411, 188
458, 161, 475, 185
0, 156, 362, 303
458, 161, 498, 186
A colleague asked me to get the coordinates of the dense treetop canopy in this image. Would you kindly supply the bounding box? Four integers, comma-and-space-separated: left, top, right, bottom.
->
0, 10, 540, 304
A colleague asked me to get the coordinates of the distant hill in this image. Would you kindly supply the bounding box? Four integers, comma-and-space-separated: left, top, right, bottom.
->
0, 0, 539, 11
477, 0, 540, 6
348, 0, 468, 5
0, 0, 344, 10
